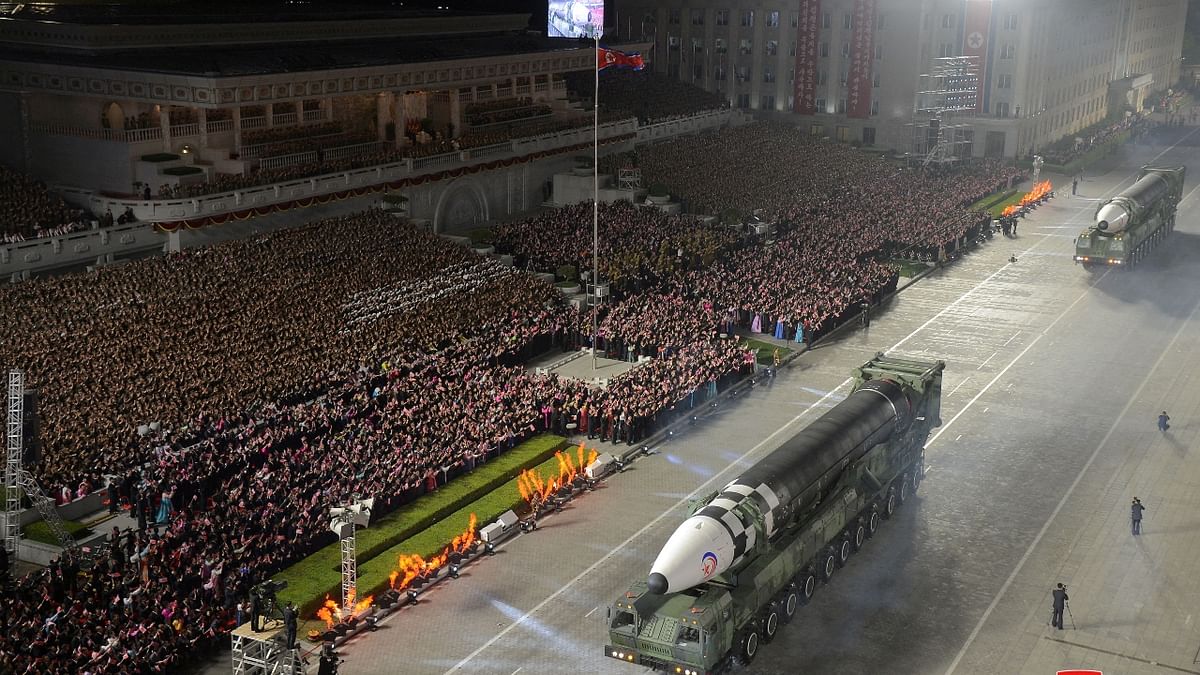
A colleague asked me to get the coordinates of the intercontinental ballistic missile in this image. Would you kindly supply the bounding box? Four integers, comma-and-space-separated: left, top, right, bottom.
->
647, 357, 944, 595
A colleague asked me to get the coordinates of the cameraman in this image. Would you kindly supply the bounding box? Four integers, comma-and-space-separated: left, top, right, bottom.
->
1051, 583, 1068, 630
250, 589, 263, 633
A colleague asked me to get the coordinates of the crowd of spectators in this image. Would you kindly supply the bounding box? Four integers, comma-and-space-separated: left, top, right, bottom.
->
242, 122, 344, 148
0, 165, 90, 242
0, 205, 757, 673
464, 97, 553, 127
1039, 114, 1147, 165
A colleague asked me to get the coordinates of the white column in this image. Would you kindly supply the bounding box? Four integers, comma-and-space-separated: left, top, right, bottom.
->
325, 97, 334, 122
448, 92, 462, 139
391, 92, 405, 148
265, 103, 275, 128
232, 106, 242, 152
160, 107, 172, 152
376, 92, 390, 142
197, 107, 208, 149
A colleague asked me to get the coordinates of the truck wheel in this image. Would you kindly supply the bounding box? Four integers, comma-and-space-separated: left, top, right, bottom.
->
820, 551, 837, 581
897, 474, 911, 504
735, 628, 760, 666
798, 572, 817, 604
779, 588, 800, 622
836, 536, 853, 566
867, 508, 882, 536
884, 490, 898, 518
912, 462, 924, 493
851, 522, 867, 551
760, 606, 780, 643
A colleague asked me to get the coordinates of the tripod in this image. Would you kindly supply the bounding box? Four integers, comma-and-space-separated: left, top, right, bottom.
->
1049, 601, 1077, 630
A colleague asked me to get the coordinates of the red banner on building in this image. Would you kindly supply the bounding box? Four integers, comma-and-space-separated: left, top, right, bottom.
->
846, 0, 876, 119
962, 0, 994, 111
792, 0, 821, 114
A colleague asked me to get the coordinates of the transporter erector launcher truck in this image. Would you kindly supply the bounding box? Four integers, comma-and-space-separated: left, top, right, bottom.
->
605, 353, 945, 673
1074, 165, 1184, 269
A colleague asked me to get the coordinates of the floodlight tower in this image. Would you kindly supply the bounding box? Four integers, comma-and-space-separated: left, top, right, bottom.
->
6, 369, 74, 557
329, 496, 374, 614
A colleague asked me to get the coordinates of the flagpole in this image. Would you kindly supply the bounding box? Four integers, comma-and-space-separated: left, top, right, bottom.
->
592, 32, 600, 371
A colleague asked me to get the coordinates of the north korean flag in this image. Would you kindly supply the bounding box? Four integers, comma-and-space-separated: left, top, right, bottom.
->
597, 47, 645, 71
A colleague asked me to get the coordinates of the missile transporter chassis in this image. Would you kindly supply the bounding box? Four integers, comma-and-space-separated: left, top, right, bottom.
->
604, 354, 945, 674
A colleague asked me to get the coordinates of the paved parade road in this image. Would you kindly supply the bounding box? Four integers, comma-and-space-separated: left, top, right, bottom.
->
303, 138, 1200, 675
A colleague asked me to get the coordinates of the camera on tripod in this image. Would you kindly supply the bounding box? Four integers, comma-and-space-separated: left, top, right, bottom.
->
254, 579, 289, 626
255, 579, 288, 601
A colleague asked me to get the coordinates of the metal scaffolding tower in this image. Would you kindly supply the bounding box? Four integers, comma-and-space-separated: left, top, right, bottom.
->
4, 370, 22, 555
4, 369, 75, 557
329, 497, 373, 613
340, 532, 357, 612
909, 56, 981, 167
230, 626, 303, 675
618, 167, 642, 191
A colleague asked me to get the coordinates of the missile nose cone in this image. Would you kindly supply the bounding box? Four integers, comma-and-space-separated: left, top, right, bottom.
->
647, 572, 668, 595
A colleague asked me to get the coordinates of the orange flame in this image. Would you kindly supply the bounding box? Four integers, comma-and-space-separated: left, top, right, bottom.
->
1001, 181, 1052, 218
315, 595, 343, 630
385, 513, 478, 593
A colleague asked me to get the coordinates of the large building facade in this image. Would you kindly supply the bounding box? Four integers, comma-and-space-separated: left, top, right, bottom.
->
618, 0, 1187, 157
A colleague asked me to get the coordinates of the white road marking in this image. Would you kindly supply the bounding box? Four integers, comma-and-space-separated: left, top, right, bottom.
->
954, 435, 962, 442
947, 377, 971, 398
976, 352, 997, 370
584, 606, 598, 618
510, 668, 522, 675
943, 291, 1200, 675
1004, 331, 1020, 347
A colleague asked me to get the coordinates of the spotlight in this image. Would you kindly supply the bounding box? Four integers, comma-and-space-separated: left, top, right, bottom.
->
449, 564, 460, 579
485, 541, 496, 556
365, 616, 379, 632
407, 589, 419, 605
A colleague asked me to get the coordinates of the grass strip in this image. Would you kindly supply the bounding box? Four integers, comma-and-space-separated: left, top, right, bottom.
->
983, 190, 1028, 217
743, 338, 794, 364
278, 434, 567, 616
24, 519, 93, 546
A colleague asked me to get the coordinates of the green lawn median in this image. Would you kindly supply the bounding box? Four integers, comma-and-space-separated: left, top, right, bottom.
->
743, 338, 794, 364
24, 519, 93, 546
277, 434, 568, 616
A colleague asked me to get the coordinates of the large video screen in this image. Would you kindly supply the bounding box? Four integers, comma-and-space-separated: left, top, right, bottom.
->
548, 0, 604, 39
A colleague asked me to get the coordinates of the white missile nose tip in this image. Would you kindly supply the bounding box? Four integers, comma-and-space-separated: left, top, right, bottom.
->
647, 572, 668, 595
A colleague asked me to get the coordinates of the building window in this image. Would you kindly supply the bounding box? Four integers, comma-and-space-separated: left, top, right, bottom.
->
874, 44, 883, 60
789, 41, 797, 56
693, 63, 705, 80
842, 42, 851, 58
736, 65, 749, 82
871, 99, 879, 115
844, 13, 853, 30
818, 70, 828, 85
691, 9, 705, 26
1000, 44, 1015, 59
763, 68, 775, 83
740, 39, 753, 55
997, 74, 1012, 89
761, 94, 776, 109
1003, 13, 1018, 30
820, 42, 830, 58
863, 127, 876, 145
876, 13, 886, 30
837, 98, 847, 113
810, 123, 824, 136
766, 40, 778, 56
715, 38, 727, 54
716, 9, 729, 26
766, 11, 780, 28
822, 12, 831, 29
873, 72, 881, 88
790, 12, 799, 28
737, 93, 750, 108
942, 14, 956, 29
668, 36, 680, 50
836, 125, 850, 141
668, 9, 681, 25
940, 43, 954, 58
996, 101, 1010, 118
741, 10, 754, 27
715, 65, 726, 81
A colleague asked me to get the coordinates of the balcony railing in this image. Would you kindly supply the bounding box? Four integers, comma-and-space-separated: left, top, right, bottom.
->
240, 116, 267, 130
302, 110, 325, 122
207, 119, 234, 133
272, 112, 298, 126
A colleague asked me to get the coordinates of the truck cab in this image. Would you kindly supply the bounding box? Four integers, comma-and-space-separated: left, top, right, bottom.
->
604, 581, 730, 675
